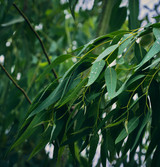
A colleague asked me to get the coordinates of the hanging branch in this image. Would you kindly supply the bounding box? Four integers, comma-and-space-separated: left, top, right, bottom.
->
0, 64, 32, 104
13, 3, 58, 80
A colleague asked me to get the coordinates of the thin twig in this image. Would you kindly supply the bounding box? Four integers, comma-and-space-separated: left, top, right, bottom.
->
13, 3, 58, 80
0, 64, 32, 104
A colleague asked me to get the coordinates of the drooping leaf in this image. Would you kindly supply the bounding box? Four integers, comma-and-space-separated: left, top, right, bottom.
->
61, 128, 91, 146
89, 133, 99, 164
143, 57, 160, 70
101, 139, 107, 167
151, 143, 160, 167
118, 34, 133, 56
86, 60, 105, 86
115, 117, 139, 144
1, 16, 24, 27
94, 44, 119, 63
136, 39, 160, 70
55, 78, 87, 107
28, 58, 86, 118
50, 120, 65, 141
10, 111, 50, 150
29, 126, 52, 159
134, 42, 147, 62
37, 54, 73, 81
28, 78, 67, 118
68, 0, 78, 19
128, 0, 140, 29
153, 27, 160, 40
105, 67, 117, 98
131, 112, 150, 151
96, 109, 118, 133
110, 6, 127, 32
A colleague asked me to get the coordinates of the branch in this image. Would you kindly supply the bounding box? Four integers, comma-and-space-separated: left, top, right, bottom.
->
0, 64, 32, 104
13, 3, 58, 80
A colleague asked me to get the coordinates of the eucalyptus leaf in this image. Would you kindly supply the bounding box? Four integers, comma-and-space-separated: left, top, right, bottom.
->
115, 117, 139, 144
1, 17, 24, 26
37, 54, 73, 81
89, 133, 99, 164
153, 27, 160, 40
105, 67, 117, 98
136, 39, 160, 70
118, 34, 133, 56
86, 60, 105, 86
131, 112, 150, 151
94, 44, 119, 63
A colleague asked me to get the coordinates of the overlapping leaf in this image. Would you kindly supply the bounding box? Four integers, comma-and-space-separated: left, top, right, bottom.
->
86, 60, 105, 86
105, 67, 117, 98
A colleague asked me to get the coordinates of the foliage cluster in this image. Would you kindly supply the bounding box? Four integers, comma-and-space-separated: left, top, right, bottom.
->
1, 0, 160, 167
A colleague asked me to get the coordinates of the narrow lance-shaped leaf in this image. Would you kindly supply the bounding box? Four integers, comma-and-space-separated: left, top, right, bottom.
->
68, 0, 78, 19
115, 117, 139, 144
28, 126, 52, 160
135, 39, 160, 70
55, 78, 87, 107
118, 34, 133, 56
153, 27, 160, 40
37, 54, 73, 81
131, 112, 150, 151
94, 44, 119, 63
86, 60, 105, 86
1, 17, 24, 27
105, 67, 117, 99
28, 58, 86, 118
10, 111, 50, 150
143, 57, 160, 70
89, 133, 99, 164
128, 0, 140, 29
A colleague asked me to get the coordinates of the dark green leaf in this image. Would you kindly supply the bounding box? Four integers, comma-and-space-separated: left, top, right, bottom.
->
115, 117, 139, 144
136, 40, 160, 70
89, 133, 99, 164
128, 0, 140, 29
131, 112, 150, 151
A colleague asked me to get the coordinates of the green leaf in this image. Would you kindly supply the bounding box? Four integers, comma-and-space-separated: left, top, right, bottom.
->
10, 111, 50, 150
86, 60, 105, 86
118, 34, 133, 56
105, 67, 117, 98
55, 78, 87, 107
134, 42, 147, 62
68, 0, 78, 19
94, 44, 119, 63
61, 128, 91, 146
143, 57, 160, 70
128, 0, 140, 29
89, 133, 99, 164
136, 40, 160, 70
101, 140, 107, 167
96, 109, 118, 133
105, 118, 125, 128
110, 6, 127, 32
151, 144, 160, 167
153, 27, 160, 40
115, 117, 139, 144
28, 78, 67, 118
28, 58, 85, 118
50, 120, 65, 141
1, 17, 24, 27
29, 126, 52, 159
131, 112, 150, 151
37, 54, 73, 81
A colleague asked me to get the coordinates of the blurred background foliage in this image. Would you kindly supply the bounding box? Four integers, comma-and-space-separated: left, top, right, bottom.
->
0, 0, 160, 166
